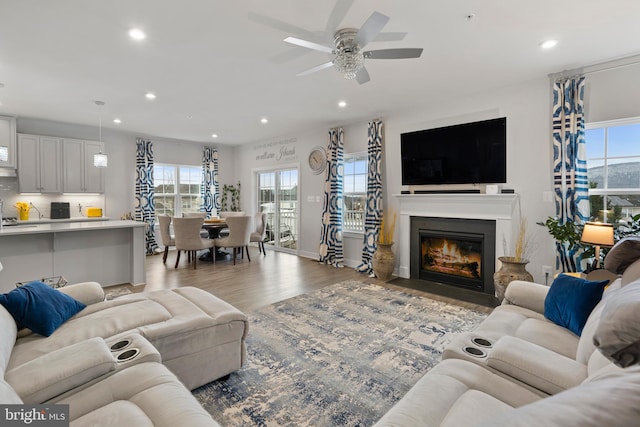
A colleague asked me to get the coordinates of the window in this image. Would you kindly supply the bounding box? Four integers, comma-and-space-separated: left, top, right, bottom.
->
585, 119, 640, 224
154, 164, 202, 219
343, 153, 367, 232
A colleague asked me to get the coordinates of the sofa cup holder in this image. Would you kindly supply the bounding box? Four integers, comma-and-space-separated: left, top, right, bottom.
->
463, 346, 487, 358
116, 348, 140, 362
110, 339, 131, 352
471, 337, 493, 348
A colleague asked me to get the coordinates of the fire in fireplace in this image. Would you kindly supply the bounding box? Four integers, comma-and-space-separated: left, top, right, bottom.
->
421, 237, 482, 279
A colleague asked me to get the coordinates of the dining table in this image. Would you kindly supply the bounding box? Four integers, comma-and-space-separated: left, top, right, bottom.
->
199, 219, 229, 261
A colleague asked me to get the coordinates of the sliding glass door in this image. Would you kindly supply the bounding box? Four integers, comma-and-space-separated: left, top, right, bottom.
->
257, 168, 298, 251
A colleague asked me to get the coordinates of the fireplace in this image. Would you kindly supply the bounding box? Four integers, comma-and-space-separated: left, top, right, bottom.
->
410, 217, 496, 298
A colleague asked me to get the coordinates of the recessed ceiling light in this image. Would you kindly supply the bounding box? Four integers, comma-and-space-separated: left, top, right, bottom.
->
540, 39, 558, 49
113, 118, 121, 124
211, 133, 218, 138
261, 118, 268, 124
338, 100, 347, 108
129, 29, 146, 41
145, 92, 156, 100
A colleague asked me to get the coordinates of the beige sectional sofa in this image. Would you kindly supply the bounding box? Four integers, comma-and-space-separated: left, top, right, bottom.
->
1, 283, 248, 425
376, 245, 640, 426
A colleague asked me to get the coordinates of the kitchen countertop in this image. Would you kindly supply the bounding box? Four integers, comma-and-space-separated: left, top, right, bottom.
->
0, 220, 144, 236
14, 217, 111, 225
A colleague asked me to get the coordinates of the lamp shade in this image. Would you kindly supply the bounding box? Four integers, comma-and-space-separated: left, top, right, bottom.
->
580, 222, 615, 246
93, 152, 108, 168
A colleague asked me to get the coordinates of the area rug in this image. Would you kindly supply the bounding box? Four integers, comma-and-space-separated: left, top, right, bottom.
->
193, 280, 488, 427
103, 286, 133, 300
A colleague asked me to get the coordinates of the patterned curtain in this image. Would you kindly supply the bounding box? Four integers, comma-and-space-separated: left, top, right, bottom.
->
319, 127, 344, 267
201, 147, 220, 217
356, 120, 384, 275
135, 138, 159, 255
552, 76, 589, 272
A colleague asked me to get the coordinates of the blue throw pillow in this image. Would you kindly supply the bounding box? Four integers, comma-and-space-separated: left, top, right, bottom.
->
544, 274, 609, 336
0, 281, 86, 337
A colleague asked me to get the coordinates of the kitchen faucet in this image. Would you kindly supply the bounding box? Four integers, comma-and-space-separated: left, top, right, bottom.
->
29, 202, 44, 219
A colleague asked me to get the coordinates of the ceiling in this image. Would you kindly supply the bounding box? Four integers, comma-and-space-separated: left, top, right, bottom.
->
0, 1, 639, 145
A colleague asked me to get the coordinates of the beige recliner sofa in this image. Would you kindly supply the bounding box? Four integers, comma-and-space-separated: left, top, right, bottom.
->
376, 246, 640, 426
1, 284, 248, 424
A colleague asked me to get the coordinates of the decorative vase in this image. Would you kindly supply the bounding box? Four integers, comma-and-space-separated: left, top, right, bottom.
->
373, 242, 395, 281
493, 256, 534, 302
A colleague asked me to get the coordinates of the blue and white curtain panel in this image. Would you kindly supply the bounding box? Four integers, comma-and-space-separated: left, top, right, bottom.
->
552, 76, 589, 272
201, 147, 220, 217
319, 127, 344, 267
135, 138, 159, 255
356, 119, 384, 275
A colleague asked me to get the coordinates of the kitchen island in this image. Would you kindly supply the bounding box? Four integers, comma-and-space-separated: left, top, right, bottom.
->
0, 220, 146, 292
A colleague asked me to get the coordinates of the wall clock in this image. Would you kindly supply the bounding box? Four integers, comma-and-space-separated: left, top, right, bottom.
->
308, 146, 327, 175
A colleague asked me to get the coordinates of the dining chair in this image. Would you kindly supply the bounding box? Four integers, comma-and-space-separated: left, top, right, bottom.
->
183, 212, 209, 238
158, 215, 175, 264
217, 211, 246, 238
250, 212, 268, 256
172, 217, 215, 269
213, 215, 252, 265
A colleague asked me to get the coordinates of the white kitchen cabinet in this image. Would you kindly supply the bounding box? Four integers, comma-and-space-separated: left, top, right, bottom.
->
62, 138, 104, 193
0, 115, 17, 170
17, 134, 62, 193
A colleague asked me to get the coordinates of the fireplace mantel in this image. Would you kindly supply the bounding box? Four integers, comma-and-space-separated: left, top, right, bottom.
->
394, 193, 519, 278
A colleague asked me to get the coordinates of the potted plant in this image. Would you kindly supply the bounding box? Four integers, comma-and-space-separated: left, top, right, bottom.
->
494, 218, 534, 301
372, 209, 396, 281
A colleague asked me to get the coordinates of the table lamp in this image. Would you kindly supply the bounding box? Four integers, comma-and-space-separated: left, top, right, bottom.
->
580, 222, 614, 270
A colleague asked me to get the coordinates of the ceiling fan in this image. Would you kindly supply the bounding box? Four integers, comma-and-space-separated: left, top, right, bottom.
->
285, 11, 423, 84
249, 0, 422, 84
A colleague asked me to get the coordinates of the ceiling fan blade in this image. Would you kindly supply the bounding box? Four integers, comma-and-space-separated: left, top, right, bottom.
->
270, 47, 313, 64
297, 61, 335, 76
325, 0, 354, 35
355, 67, 370, 84
248, 12, 320, 41
354, 12, 390, 48
374, 32, 407, 42
284, 37, 334, 54
364, 48, 423, 59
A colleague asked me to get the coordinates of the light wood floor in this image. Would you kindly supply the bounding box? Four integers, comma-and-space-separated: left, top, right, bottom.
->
131, 247, 492, 314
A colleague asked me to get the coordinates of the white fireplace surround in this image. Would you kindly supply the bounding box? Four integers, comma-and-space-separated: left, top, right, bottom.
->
394, 194, 520, 279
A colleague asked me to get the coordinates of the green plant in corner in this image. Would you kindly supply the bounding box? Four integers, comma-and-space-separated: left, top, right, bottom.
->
220, 182, 241, 212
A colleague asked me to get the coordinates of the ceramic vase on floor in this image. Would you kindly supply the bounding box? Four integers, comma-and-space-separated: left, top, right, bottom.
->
493, 256, 534, 302
372, 242, 395, 281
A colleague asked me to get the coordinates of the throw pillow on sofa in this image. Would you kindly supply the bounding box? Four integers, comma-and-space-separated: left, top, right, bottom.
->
593, 278, 640, 367
0, 281, 86, 336
544, 274, 609, 336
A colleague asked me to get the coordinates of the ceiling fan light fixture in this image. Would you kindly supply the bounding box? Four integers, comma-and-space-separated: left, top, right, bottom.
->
333, 50, 364, 79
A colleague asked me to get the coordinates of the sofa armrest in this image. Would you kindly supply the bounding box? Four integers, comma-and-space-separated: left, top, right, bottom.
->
487, 336, 587, 395
58, 282, 105, 305
5, 337, 116, 403
502, 280, 549, 314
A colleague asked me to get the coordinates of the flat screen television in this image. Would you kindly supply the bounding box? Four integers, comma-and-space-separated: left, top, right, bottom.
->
401, 117, 507, 185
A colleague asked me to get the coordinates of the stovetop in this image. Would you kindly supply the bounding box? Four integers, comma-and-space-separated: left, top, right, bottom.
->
1, 217, 18, 226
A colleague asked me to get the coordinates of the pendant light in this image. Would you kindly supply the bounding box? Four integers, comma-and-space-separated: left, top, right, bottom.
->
93, 100, 108, 168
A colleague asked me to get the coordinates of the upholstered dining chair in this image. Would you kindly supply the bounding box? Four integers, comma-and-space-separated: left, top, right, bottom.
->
213, 215, 252, 265
183, 212, 209, 238
217, 211, 246, 238
158, 215, 175, 264
172, 217, 215, 269
250, 212, 268, 256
